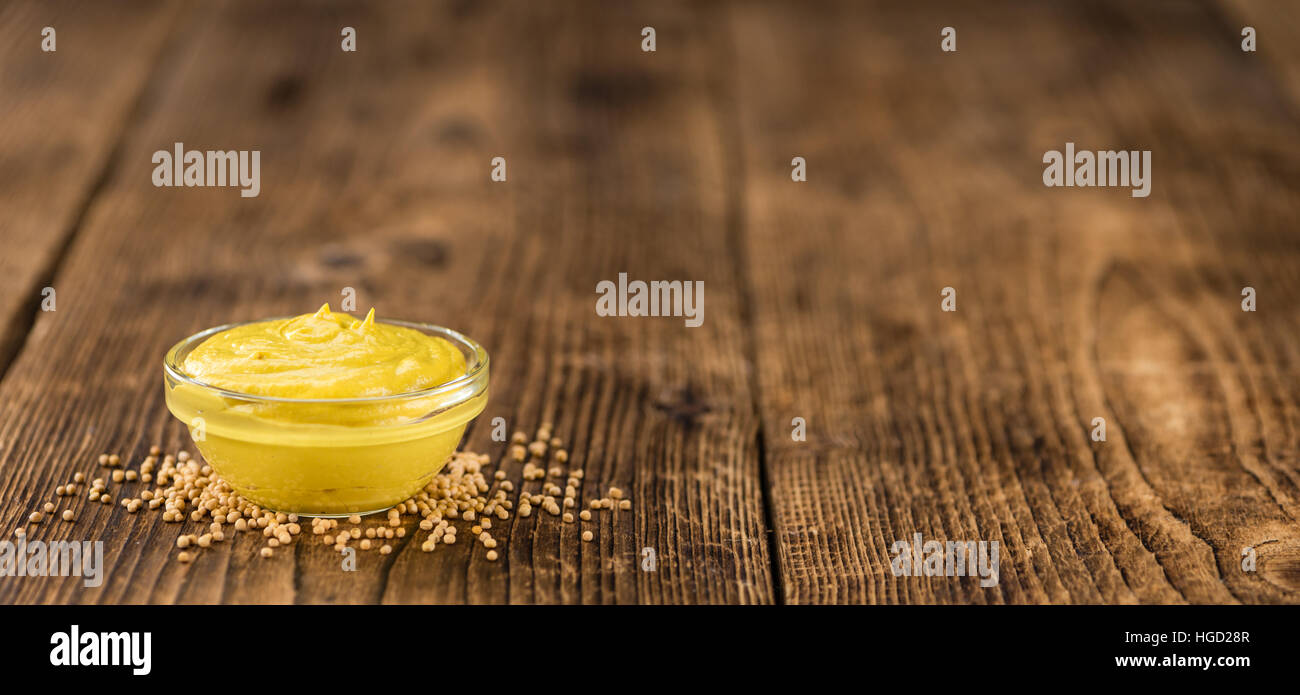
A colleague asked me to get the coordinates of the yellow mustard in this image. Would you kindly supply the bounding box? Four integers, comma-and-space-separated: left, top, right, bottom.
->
184, 304, 466, 400
164, 305, 487, 516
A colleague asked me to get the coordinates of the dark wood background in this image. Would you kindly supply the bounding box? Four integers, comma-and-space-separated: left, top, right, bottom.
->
1, 0, 1297, 604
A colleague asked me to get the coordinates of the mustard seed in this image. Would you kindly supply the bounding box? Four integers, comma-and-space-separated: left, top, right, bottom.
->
582, 531, 593, 542
260, 548, 273, 558
178, 551, 193, 563
486, 550, 499, 561
61, 510, 75, 522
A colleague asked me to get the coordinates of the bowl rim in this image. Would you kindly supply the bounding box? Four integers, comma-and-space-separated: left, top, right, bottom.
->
163, 317, 489, 405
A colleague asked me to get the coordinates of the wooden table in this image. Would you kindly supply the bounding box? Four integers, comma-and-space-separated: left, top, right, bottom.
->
1, 0, 1297, 604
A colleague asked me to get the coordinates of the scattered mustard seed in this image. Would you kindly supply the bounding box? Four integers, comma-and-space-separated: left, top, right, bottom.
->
23, 435, 613, 569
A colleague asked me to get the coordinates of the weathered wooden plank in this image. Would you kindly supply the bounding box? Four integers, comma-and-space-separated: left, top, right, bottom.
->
732, 0, 1300, 603
0, 0, 772, 604
0, 0, 179, 376
1217, 0, 1300, 102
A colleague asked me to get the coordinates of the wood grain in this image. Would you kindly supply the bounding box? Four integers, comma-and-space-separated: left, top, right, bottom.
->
0, 0, 772, 604
2, 0, 1297, 605
1218, 0, 1300, 102
0, 0, 179, 377
732, 0, 1300, 603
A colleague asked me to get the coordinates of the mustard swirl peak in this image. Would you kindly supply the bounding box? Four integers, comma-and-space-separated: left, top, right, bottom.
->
182, 305, 467, 399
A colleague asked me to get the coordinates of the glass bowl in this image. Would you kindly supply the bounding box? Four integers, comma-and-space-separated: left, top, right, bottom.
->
163, 318, 488, 516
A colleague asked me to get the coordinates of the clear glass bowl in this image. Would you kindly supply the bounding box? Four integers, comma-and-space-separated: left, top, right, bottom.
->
163, 319, 488, 516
